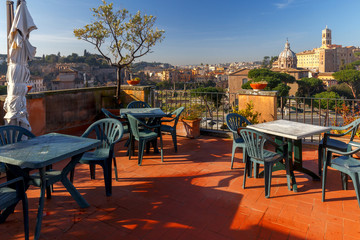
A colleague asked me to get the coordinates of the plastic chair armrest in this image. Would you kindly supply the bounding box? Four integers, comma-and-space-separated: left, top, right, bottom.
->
327, 146, 360, 156
0, 177, 24, 189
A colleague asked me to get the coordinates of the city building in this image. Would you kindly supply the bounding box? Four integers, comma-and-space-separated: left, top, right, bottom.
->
228, 68, 251, 105
297, 26, 360, 72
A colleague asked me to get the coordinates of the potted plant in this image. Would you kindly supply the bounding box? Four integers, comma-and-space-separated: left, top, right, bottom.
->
127, 77, 141, 86
176, 105, 202, 138
250, 80, 268, 91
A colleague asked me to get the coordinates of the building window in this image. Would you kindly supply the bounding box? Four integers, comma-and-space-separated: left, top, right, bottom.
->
242, 78, 248, 85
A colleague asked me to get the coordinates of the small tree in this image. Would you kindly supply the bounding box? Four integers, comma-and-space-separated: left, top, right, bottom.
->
74, 0, 165, 102
333, 69, 360, 99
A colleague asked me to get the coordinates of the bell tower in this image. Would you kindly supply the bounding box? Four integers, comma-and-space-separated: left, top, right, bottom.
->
322, 26, 332, 46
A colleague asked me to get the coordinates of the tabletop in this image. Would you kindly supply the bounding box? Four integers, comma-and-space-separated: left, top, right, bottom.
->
0, 133, 101, 169
247, 119, 331, 140
120, 108, 167, 118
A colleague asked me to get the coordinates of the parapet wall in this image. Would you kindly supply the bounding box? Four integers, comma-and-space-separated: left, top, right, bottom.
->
238, 89, 278, 123
0, 85, 154, 135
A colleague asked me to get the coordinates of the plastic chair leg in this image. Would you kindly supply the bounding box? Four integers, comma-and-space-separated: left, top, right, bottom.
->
231, 145, 236, 169
22, 194, 29, 240
138, 140, 146, 166
318, 145, 323, 176
322, 159, 329, 202
113, 157, 119, 181
264, 162, 273, 198
90, 164, 96, 179
103, 161, 112, 196
160, 134, 164, 162
350, 173, 360, 207
171, 132, 177, 152
242, 158, 250, 189
341, 172, 348, 190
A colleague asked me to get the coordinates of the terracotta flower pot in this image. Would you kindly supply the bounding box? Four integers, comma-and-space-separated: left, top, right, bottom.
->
127, 79, 140, 86
27, 85, 32, 93
250, 83, 267, 91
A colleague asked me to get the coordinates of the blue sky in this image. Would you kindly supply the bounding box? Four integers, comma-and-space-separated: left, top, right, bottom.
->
1, 0, 359, 66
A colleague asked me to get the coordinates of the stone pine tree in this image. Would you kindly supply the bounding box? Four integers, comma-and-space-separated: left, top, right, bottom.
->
74, 0, 165, 102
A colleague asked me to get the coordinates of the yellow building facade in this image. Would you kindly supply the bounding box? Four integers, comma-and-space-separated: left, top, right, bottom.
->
297, 27, 360, 73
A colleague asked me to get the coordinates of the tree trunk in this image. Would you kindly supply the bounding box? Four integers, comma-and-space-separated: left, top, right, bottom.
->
116, 67, 122, 103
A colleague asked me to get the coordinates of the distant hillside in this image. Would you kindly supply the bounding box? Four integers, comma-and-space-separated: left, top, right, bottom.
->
131, 61, 173, 72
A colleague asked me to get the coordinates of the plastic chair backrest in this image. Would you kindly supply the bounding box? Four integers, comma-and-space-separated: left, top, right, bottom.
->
101, 108, 121, 120
82, 119, 124, 150
349, 118, 360, 141
127, 114, 141, 139
240, 128, 267, 161
0, 125, 35, 146
170, 107, 185, 127
127, 101, 151, 109
226, 113, 252, 139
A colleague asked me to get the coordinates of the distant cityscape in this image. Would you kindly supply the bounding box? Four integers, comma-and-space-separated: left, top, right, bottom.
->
0, 26, 359, 94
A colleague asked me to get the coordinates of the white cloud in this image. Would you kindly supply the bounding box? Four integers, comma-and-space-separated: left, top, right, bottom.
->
274, 0, 294, 9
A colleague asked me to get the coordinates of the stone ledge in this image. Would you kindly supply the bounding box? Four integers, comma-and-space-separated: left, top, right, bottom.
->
238, 89, 278, 96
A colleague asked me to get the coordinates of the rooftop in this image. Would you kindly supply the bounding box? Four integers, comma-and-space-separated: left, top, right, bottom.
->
1, 134, 360, 240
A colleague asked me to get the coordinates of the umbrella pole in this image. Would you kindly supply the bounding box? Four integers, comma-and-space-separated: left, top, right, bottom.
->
6, 0, 14, 63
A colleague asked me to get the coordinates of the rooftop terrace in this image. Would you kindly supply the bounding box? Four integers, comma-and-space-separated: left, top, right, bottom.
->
1, 134, 360, 240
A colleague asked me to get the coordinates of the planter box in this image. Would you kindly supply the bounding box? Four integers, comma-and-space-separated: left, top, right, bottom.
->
162, 117, 201, 138
176, 118, 201, 138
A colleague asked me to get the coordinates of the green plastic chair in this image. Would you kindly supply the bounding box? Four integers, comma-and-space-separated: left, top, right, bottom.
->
101, 108, 129, 134
70, 118, 124, 196
318, 118, 360, 175
127, 101, 151, 108
226, 113, 252, 169
322, 145, 360, 207
161, 107, 185, 152
0, 125, 36, 173
0, 177, 29, 240
240, 128, 291, 198
127, 113, 163, 166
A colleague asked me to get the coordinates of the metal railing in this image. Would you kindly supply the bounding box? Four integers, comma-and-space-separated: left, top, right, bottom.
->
154, 90, 234, 131
155, 90, 360, 141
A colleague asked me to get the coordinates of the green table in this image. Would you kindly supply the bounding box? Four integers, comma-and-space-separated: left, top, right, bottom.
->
0, 133, 101, 240
120, 108, 167, 154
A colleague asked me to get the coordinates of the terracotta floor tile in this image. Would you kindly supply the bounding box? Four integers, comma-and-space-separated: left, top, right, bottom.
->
1, 134, 360, 239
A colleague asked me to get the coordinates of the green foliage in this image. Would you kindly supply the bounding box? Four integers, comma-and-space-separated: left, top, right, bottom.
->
182, 104, 203, 120
73, 0, 165, 99
333, 69, 360, 98
0, 61, 7, 75
333, 103, 360, 137
243, 69, 292, 98
247, 68, 295, 85
131, 61, 173, 72
295, 77, 325, 97
232, 101, 261, 124
190, 87, 225, 109
329, 83, 354, 99
313, 91, 344, 110
0, 85, 7, 95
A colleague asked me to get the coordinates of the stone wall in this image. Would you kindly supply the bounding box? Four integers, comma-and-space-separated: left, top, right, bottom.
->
0, 85, 154, 135
238, 89, 278, 123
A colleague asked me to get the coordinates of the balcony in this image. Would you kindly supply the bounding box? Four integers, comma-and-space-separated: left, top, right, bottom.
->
0, 87, 360, 239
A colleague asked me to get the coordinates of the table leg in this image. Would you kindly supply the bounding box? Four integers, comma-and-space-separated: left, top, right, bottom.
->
34, 167, 46, 240
60, 154, 89, 208
292, 140, 320, 181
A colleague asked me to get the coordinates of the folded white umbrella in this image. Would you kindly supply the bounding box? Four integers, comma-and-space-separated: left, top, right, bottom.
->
4, 0, 37, 131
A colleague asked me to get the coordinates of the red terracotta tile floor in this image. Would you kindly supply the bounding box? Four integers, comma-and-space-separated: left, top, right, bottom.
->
1, 134, 360, 240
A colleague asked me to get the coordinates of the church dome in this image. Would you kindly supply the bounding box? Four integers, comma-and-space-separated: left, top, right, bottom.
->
278, 39, 297, 69
279, 40, 297, 59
